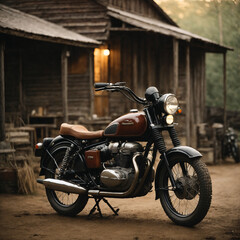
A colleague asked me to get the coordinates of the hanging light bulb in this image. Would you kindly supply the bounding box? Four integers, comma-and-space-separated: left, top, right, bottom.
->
103, 49, 110, 56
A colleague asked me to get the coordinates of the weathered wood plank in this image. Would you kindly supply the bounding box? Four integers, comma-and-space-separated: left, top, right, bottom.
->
0, 40, 5, 141
173, 38, 179, 95
61, 47, 69, 122
185, 44, 191, 146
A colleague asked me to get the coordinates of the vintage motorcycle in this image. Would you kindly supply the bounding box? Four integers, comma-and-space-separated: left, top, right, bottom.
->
35, 82, 212, 226
222, 127, 240, 163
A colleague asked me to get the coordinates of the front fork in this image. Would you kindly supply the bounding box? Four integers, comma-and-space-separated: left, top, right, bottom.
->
151, 124, 181, 190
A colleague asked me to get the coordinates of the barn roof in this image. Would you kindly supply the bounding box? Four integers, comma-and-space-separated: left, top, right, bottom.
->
0, 4, 100, 47
108, 6, 232, 53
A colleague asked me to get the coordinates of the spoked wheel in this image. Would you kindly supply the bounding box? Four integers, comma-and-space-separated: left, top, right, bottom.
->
45, 146, 88, 216
231, 143, 240, 163
158, 156, 212, 226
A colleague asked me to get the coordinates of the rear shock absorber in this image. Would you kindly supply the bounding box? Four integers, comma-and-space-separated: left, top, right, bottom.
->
58, 144, 74, 179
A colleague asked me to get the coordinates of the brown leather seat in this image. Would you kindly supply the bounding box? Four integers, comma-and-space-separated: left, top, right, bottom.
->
60, 123, 104, 139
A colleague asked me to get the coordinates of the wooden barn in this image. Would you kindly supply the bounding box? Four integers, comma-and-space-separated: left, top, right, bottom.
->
0, 0, 231, 147
0, 4, 99, 144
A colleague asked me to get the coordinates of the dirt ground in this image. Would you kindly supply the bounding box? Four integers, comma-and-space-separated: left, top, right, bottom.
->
0, 160, 240, 240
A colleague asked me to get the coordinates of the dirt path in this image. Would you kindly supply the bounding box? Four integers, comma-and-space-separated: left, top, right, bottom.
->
0, 162, 240, 240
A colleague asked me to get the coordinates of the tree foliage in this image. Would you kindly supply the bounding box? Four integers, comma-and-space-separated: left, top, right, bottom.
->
155, 0, 240, 110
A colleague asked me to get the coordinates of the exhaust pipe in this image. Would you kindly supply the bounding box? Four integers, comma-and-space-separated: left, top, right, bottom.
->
37, 178, 87, 195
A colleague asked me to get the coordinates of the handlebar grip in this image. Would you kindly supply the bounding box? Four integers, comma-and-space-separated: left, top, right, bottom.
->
94, 82, 110, 88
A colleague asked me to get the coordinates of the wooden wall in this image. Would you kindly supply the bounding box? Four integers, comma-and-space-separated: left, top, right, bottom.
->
68, 47, 92, 119
190, 48, 206, 144
4, 35, 92, 125
4, 37, 62, 123
107, 31, 175, 117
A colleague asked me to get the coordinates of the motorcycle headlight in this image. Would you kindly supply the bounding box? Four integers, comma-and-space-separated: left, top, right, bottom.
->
159, 94, 179, 115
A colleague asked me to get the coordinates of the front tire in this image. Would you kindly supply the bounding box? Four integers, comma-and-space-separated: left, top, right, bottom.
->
158, 155, 212, 226
45, 146, 88, 216
231, 142, 240, 163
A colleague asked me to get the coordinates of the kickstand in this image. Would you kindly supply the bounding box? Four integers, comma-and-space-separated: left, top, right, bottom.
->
88, 197, 119, 218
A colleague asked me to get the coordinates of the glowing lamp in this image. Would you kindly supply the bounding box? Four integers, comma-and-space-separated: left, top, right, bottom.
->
103, 49, 110, 56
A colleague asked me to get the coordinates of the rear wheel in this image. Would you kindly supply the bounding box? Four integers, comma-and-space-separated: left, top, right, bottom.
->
158, 155, 212, 226
45, 146, 88, 216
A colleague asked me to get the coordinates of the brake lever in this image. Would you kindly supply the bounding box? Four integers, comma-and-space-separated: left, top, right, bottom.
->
107, 89, 117, 92
95, 87, 106, 91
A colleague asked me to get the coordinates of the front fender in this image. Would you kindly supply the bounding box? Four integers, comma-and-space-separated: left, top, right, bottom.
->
165, 146, 202, 159
155, 146, 202, 200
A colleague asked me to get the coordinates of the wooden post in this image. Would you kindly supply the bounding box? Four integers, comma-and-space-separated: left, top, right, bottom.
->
0, 40, 5, 141
223, 51, 227, 132
186, 44, 191, 146
173, 38, 179, 94
133, 41, 138, 108
19, 50, 24, 118
61, 47, 69, 123
89, 50, 94, 119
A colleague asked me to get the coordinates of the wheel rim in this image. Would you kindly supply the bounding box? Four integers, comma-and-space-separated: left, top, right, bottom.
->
47, 149, 80, 207
164, 161, 200, 217
52, 191, 79, 207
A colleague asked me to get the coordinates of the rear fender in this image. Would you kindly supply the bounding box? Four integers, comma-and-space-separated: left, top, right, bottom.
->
155, 146, 202, 200
39, 135, 84, 176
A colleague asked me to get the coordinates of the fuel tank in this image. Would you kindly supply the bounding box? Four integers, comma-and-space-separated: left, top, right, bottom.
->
104, 111, 147, 137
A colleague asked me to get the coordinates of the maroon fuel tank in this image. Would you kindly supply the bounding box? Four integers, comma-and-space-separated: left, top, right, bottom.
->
104, 111, 147, 137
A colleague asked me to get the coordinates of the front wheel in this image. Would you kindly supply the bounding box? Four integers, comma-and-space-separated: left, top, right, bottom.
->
158, 155, 212, 226
231, 142, 240, 163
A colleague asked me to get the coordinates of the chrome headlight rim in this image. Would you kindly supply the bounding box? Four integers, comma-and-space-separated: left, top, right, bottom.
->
160, 93, 179, 115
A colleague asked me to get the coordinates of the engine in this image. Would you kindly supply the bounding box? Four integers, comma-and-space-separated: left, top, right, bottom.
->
85, 142, 145, 191
101, 142, 144, 191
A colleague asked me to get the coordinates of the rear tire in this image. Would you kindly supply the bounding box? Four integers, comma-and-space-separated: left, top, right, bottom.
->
45, 146, 88, 216
158, 155, 212, 226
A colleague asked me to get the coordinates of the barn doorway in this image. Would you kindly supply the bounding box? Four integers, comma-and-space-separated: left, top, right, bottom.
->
94, 47, 110, 117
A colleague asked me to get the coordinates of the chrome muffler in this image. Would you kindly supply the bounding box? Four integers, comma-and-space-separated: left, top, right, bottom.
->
37, 178, 87, 194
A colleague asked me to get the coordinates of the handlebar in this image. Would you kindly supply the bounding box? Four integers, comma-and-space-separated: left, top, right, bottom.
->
94, 82, 147, 105
94, 82, 110, 88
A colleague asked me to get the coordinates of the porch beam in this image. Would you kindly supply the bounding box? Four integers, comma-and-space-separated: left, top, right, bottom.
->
186, 44, 191, 146
223, 51, 227, 132
61, 47, 69, 123
133, 41, 138, 108
89, 50, 94, 119
0, 40, 5, 141
173, 38, 179, 94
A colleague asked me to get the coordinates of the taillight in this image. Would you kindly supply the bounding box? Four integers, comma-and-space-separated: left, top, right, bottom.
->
35, 143, 43, 149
